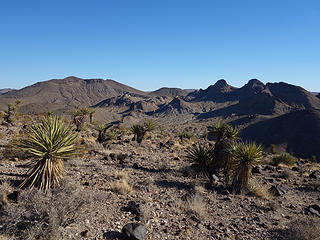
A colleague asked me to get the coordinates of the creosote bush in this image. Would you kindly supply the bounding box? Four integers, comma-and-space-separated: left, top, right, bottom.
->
19, 116, 78, 192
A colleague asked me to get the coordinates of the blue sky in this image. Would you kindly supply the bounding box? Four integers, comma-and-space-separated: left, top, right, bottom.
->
0, 0, 319, 91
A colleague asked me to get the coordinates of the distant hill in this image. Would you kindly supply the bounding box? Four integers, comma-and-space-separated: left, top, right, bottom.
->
0, 88, 15, 95
0, 76, 147, 113
241, 109, 320, 159
149, 87, 189, 97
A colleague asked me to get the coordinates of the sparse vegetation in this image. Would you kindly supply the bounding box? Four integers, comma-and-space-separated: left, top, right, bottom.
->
19, 116, 78, 192
270, 144, 277, 154
248, 179, 272, 200
178, 131, 194, 140
72, 107, 89, 131
272, 153, 296, 166
232, 141, 263, 194
186, 143, 213, 177
185, 194, 207, 221
209, 121, 239, 183
0, 179, 93, 240
131, 119, 156, 143
3, 100, 21, 125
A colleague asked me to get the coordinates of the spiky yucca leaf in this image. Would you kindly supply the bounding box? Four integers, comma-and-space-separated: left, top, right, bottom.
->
131, 124, 147, 143
232, 141, 263, 193
209, 121, 239, 142
143, 119, 155, 132
19, 116, 78, 192
186, 143, 214, 176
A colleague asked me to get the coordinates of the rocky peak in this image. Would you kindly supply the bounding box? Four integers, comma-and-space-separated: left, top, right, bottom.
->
213, 79, 229, 90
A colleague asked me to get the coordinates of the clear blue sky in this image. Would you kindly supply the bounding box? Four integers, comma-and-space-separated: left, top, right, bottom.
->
0, 0, 319, 91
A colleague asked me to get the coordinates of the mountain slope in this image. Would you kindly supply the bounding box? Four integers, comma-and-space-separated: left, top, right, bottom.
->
149, 87, 189, 97
241, 109, 320, 159
196, 79, 320, 118
0, 88, 15, 95
0, 76, 146, 113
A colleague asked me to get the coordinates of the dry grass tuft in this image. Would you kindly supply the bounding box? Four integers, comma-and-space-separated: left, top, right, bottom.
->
114, 170, 129, 180
109, 179, 132, 195
180, 194, 207, 221
248, 180, 272, 200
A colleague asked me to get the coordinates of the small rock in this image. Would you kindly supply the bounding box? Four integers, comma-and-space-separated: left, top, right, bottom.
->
109, 153, 116, 160
117, 153, 128, 163
121, 201, 142, 218
268, 185, 285, 197
7, 191, 19, 202
80, 229, 92, 238
122, 223, 146, 240
309, 171, 319, 179
252, 166, 262, 174
305, 204, 320, 216
291, 166, 299, 171
211, 174, 219, 183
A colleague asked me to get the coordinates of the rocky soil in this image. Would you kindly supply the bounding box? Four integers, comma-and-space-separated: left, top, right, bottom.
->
0, 118, 319, 240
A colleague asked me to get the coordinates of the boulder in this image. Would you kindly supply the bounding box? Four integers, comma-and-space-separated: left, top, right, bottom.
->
122, 223, 146, 240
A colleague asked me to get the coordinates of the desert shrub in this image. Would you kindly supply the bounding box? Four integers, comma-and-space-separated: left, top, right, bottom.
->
0, 179, 93, 240
19, 116, 78, 192
116, 124, 128, 134
179, 132, 194, 140
72, 107, 89, 131
3, 100, 21, 125
272, 153, 296, 166
286, 216, 320, 240
109, 170, 132, 195
109, 179, 132, 195
310, 155, 317, 162
270, 144, 277, 154
106, 129, 119, 140
232, 141, 263, 194
1, 138, 29, 161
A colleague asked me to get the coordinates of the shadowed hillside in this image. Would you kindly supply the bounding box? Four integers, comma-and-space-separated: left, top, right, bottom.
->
241, 109, 320, 159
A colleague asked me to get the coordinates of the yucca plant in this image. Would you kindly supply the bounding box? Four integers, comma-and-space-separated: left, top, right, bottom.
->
186, 143, 214, 177
209, 121, 239, 183
143, 119, 155, 132
232, 141, 263, 194
88, 109, 95, 124
19, 116, 78, 192
131, 124, 147, 143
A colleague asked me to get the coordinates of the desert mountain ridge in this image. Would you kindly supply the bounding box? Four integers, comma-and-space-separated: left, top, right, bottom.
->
1, 76, 320, 159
